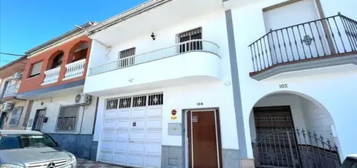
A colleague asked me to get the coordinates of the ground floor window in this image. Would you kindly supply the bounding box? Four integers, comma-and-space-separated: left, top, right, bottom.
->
9, 106, 24, 126
56, 105, 80, 131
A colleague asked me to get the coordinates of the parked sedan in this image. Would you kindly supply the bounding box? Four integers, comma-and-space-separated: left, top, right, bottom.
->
342, 154, 357, 168
0, 130, 76, 168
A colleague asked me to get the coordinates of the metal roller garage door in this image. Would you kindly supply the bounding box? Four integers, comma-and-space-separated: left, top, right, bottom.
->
98, 93, 163, 168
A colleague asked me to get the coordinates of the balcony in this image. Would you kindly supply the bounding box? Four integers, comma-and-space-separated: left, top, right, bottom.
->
85, 39, 221, 95
42, 67, 60, 85
64, 59, 86, 80
42, 59, 86, 85
249, 14, 357, 80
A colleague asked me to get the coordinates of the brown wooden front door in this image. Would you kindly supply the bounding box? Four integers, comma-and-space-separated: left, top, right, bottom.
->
188, 110, 221, 168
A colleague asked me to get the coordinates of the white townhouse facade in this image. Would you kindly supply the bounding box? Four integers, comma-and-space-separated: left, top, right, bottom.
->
84, 0, 357, 167
227, 0, 357, 167
85, 0, 239, 167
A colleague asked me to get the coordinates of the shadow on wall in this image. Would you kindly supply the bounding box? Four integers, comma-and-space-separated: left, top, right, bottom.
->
48, 133, 98, 160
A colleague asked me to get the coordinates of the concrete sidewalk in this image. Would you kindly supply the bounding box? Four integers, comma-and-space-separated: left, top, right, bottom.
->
77, 158, 125, 168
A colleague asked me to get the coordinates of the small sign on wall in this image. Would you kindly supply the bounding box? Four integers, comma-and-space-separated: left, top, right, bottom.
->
168, 123, 182, 136
171, 109, 177, 120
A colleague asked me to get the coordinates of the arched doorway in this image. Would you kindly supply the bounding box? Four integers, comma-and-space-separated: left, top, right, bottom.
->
48, 51, 64, 70
249, 91, 341, 168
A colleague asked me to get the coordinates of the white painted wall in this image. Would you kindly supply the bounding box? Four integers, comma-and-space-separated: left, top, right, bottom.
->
27, 90, 97, 135
229, 0, 357, 158
85, 11, 231, 93
85, 52, 221, 95
93, 82, 239, 150
319, 0, 357, 20
251, 93, 334, 140
88, 9, 240, 151
86, 0, 356, 161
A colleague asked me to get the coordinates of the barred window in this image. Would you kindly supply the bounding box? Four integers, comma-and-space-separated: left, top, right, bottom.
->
178, 27, 202, 53
119, 48, 136, 67
106, 99, 118, 110
120, 48, 136, 58
56, 105, 80, 131
9, 107, 24, 126
133, 95, 147, 107
119, 97, 131, 109
148, 93, 163, 106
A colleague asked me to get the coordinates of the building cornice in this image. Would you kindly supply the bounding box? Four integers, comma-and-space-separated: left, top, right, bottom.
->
88, 0, 172, 35
26, 22, 95, 57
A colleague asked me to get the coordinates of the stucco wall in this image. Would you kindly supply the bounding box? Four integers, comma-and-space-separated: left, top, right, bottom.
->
19, 35, 91, 93
251, 93, 334, 140
230, 0, 357, 158
93, 82, 239, 150
26, 89, 97, 135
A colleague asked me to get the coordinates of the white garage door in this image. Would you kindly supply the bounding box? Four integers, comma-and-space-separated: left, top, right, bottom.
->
98, 93, 163, 168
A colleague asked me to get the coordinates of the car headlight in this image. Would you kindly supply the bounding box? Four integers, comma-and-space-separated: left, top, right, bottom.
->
67, 153, 77, 165
0, 164, 24, 168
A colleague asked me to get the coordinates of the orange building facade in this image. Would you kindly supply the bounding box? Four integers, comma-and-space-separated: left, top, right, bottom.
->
19, 35, 91, 94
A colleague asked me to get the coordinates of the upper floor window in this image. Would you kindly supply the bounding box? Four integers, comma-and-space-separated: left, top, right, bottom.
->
178, 27, 202, 53
119, 47, 136, 67
29, 61, 43, 78
69, 42, 89, 63
49, 51, 64, 69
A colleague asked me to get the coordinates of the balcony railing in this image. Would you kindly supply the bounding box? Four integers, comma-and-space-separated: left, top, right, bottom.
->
249, 14, 357, 74
90, 39, 220, 75
64, 59, 86, 80
42, 67, 60, 85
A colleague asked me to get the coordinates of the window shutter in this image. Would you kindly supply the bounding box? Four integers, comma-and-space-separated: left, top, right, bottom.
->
30, 62, 43, 76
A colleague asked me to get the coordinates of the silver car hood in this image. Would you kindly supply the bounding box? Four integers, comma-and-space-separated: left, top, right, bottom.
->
0, 147, 71, 165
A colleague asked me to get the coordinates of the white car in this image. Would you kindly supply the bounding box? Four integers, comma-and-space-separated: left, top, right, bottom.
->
342, 154, 357, 168
0, 130, 76, 168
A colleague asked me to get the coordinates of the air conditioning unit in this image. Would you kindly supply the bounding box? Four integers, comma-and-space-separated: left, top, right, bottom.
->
74, 94, 92, 105
12, 72, 22, 80
1, 102, 14, 112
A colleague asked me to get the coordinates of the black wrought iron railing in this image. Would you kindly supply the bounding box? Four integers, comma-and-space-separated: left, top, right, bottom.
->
253, 129, 341, 168
249, 13, 357, 73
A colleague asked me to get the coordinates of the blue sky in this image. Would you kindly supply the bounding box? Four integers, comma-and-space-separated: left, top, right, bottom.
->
0, 0, 146, 67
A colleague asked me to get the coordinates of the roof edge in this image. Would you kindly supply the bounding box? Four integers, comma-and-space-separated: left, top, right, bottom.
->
26, 22, 96, 55
88, 0, 172, 35
0, 55, 27, 72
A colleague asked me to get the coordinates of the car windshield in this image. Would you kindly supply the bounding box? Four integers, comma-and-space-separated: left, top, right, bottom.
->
0, 134, 57, 150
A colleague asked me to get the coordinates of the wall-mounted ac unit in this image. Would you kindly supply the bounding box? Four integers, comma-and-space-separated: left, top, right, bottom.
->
12, 72, 22, 80
74, 94, 92, 105
1, 102, 14, 112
